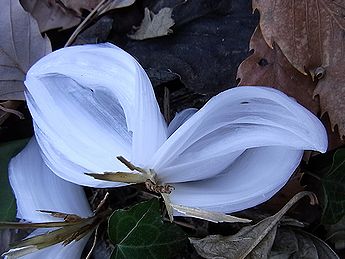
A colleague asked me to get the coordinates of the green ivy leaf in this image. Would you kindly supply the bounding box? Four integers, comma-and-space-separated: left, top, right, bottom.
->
0, 138, 29, 221
108, 199, 187, 259
321, 148, 345, 224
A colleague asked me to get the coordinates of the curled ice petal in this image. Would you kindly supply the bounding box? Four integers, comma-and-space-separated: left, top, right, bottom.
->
23, 43, 328, 216
168, 108, 198, 136
8, 138, 92, 258
150, 87, 327, 184
150, 87, 327, 213
24, 44, 167, 187
170, 146, 303, 212
9, 138, 92, 259
9, 138, 92, 221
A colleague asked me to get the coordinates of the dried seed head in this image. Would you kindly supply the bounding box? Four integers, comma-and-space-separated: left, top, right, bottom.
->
145, 179, 175, 194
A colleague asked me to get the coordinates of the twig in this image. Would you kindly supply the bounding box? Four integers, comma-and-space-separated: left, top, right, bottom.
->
65, 0, 109, 47
94, 192, 109, 214
85, 225, 99, 259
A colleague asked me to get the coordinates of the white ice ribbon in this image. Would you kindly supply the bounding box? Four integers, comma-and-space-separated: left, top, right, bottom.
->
24, 43, 328, 214
7, 139, 92, 258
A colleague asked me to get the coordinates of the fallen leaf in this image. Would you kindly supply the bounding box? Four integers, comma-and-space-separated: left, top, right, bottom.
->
60, 0, 99, 15
237, 26, 319, 115
326, 215, 345, 250
143, 0, 232, 27
128, 7, 175, 40
250, 228, 277, 259
270, 227, 339, 259
20, 0, 135, 32
320, 113, 345, 151
121, 1, 257, 94
315, 62, 345, 137
294, 230, 339, 259
20, 0, 81, 32
252, 0, 345, 136
269, 227, 298, 259
99, 0, 136, 15
252, 0, 345, 74
61, 0, 135, 16
191, 227, 277, 259
64, 0, 135, 46
73, 16, 113, 45
190, 192, 316, 259
0, 0, 51, 100
237, 26, 345, 148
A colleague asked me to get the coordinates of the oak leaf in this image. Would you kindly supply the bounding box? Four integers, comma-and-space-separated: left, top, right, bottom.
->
252, 0, 345, 74
128, 7, 175, 40
237, 27, 344, 148
0, 0, 51, 100
20, 0, 81, 32
252, 0, 345, 136
237, 26, 319, 114
315, 62, 345, 137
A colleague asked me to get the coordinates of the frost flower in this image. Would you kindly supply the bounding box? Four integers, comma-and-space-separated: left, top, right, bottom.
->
5, 138, 92, 258
24, 43, 327, 215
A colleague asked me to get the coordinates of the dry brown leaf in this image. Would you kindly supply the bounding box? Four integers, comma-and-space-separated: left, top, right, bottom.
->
237, 26, 319, 114
128, 7, 175, 40
191, 227, 277, 259
73, 16, 114, 45
270, 228, 339, 259
0, 0, 52, 100
252, 0, 345, 136
320, 113, 345, 150
252, 0, 345, 74
64, 0, 135, 46
98, 0, 136, 15
61, 0, 135, 16
190, 192, 316, 259
237, 26, 344, 148
315, 62, 345, 137
20, 0, 135, 32
20, 0, 81, 32
60, 0, 100, 15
